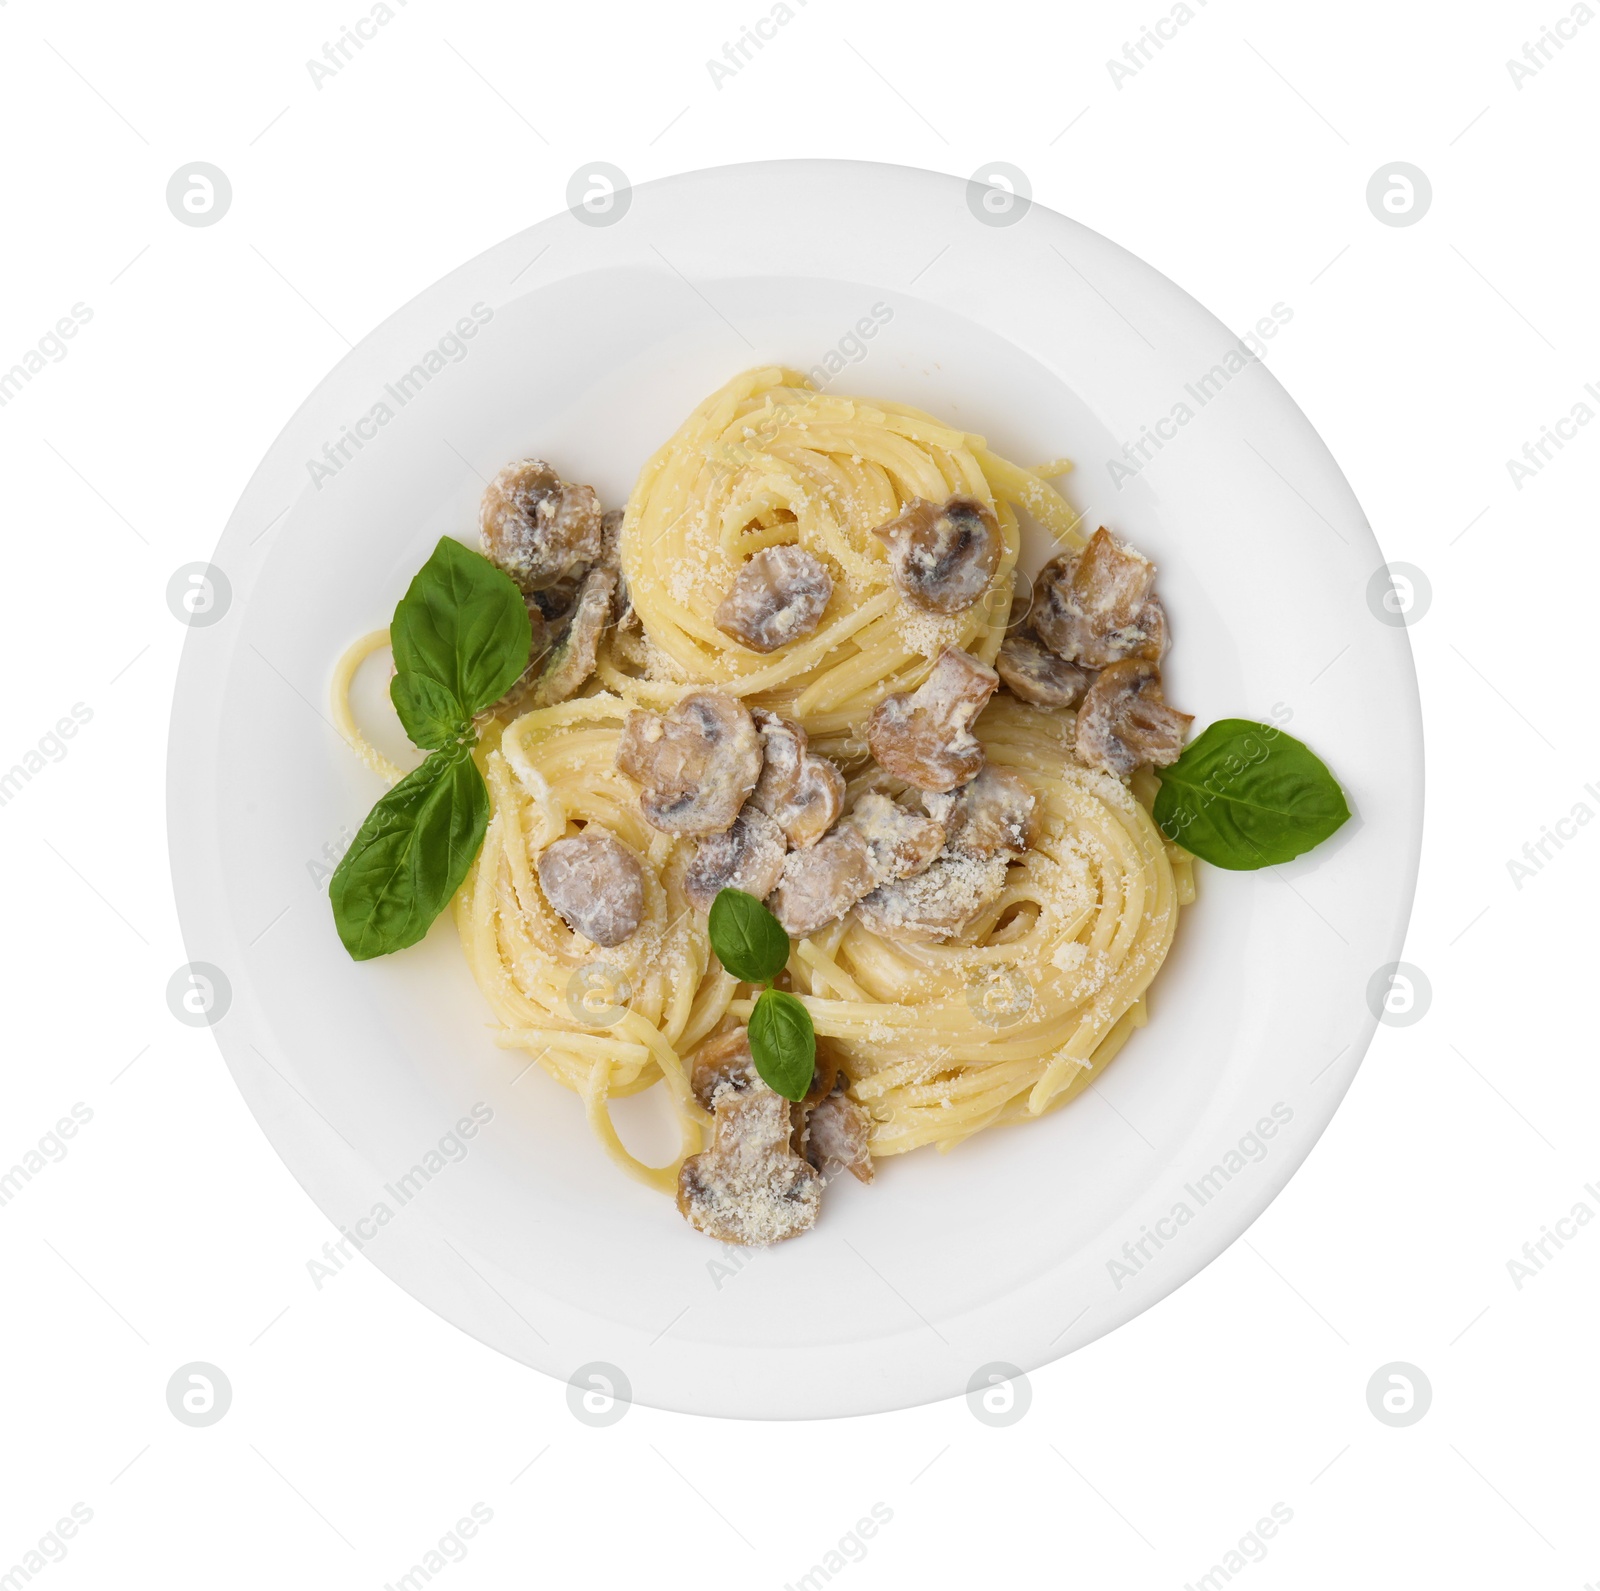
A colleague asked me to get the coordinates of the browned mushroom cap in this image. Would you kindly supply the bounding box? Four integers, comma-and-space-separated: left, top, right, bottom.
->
765, 825, 877, 938
1033, 528, 1163, 668
995, 628, 1093, 708
528, 566, 615, 709
689, 1028, 757, 1110
616, 690, 762, 836
677, 1085, 823, 1245
804, 1091, 874, 1184
684, 806, 788, 912
749, 711, 845, 848
714, 544, 833, 653
1074, 658, 1193, 777
536, 830, 643, 948
845, 791, 945, 885
866, 646, 999, 793
872, 494, 1002, 614
924, 766, 1037, 858
481, 459, 603, 593
856, 850, 1012, 944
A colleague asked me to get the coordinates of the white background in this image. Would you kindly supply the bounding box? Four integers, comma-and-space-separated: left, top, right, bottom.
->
2, 0, 1597, 1586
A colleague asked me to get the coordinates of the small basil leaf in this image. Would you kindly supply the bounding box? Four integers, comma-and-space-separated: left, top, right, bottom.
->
707, 888, 791, 984
391, 671, 470, 750
748, 988, 816, 1103
330, 744, 489, 960
1153, 718, 1350, 870
391, 537, 532, 718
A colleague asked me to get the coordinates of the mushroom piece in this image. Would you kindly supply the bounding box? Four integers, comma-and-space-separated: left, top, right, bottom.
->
599, 507, 634, 628
714, 544, 833, 653
995, 628, 1093, 708
527, 566, 615, 709
1032, 529, 1166, 668
856, 850, 1012, 944
1074, 658, 1193, 777
677, 1084, 823, 1245
480, 458, 603, 593
872, 494, 1002, 614
845, 791, 946, 885
536, 830, 643, 948
766, 826, 877, 938
866, 646, 999, 794
689, 1028, 758, 1110
751, 712, 846, 849
488, 597, 556, 719
923, 766, 1038, 858
616, 690, 763, 836
804, 1090, 874, 1184
684, 806, 788, 912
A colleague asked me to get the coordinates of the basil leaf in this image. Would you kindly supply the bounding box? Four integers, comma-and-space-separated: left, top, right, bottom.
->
330, 745, 489, 960
1153, 718, 1350, 870
748, 988, 816, 1103
391, 672, 471, 750
391, 537, 531, 719
707, 888, 791, 984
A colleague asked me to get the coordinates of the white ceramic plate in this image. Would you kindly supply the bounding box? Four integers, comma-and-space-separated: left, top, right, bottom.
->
168, 160, 1421, 1418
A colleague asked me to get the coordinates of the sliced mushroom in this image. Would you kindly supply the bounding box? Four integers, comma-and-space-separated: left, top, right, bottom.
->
856, 850, 1012, 944
845, 791, 945, 885
677, 1084, 823, 1245
481, 458, 603, 593
714, 544, 833, 653
804, 1090, 874, 1184
684, 806, 788, 912
872, 494, 1001, 614
689, 1028, 757, 1110
616, 691, 762, 836
599, 507, 634, 628
750, 711, 845, 849
766, 826, 877, 937
1074, 658, 1193, 777
866, 646, 999, 793
488, 597, 556, 719
995, 628, 1093, 708
536, 830, 643, 948
528, 566, 614, 709
1033, 528, 1164, 668
923, 766, 1037, 858
750, 711, 806, 813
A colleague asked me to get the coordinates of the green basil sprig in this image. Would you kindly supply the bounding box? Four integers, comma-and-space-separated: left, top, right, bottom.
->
706, 888, 816, 1101
330, 538, 531, 960
1153, 719, 1350, 870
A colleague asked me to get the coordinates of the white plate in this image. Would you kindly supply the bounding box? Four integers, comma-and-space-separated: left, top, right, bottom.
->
168, 160, 1421, 1418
